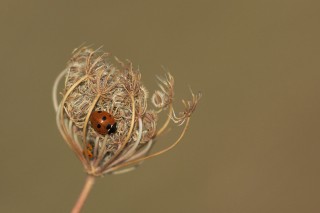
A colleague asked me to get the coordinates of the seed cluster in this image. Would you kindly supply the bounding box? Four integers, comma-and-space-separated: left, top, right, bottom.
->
53, 46, 201, 176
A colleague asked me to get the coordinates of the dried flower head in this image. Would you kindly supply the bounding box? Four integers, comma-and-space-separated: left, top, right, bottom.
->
52, 46, 201, 177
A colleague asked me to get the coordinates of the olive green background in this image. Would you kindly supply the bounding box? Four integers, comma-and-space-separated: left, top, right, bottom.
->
1, 1, 320, 213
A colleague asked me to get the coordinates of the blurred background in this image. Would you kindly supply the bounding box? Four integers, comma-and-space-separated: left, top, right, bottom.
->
1, 0, 320, 212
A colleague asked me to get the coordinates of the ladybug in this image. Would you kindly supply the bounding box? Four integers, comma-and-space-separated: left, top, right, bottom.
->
83, 142, 94, 159
90, 111, 117, 135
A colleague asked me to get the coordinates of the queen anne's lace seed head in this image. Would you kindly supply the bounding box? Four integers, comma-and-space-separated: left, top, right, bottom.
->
53, 46, 201, 176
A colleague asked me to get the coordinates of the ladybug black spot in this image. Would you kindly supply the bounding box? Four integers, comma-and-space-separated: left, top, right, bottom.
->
102, 116, 107, 120
97, 124, 101, 128
98, 111, 102, 113
108, 123, 117, 134
106, 124, 111, 129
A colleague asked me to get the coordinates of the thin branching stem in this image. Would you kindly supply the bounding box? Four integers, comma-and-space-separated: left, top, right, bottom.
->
99, 92, 136, 172
107, 118, 190, 173
109, 118, 143, 167
59, 75, 89, 168
155, 104, 173, 137
82, 94, 101, 164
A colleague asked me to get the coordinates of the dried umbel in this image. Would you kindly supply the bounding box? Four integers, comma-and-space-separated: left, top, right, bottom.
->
53, 47, 201, 178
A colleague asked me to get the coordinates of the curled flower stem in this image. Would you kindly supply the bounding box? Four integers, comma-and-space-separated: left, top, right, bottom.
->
93, 136, 108, 169
82, 94, 101, 163
99, 92, 136, 173
53, 69, 88, 168
155, 104, 173, 137
56, 104, 88, 169
58, 75, 89, 169
71, 175, 95, 213
108, 118, 190, 173
52, 69, 67, 112
109, 117, 143, 167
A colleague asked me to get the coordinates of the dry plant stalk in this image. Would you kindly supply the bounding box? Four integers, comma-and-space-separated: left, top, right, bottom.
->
52, 46, 201, 213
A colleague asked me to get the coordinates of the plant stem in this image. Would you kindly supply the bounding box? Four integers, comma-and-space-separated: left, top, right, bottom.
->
71, 175, 95, 213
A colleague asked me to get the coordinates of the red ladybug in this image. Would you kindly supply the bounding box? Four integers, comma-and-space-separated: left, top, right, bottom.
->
90, 111, 117, 135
